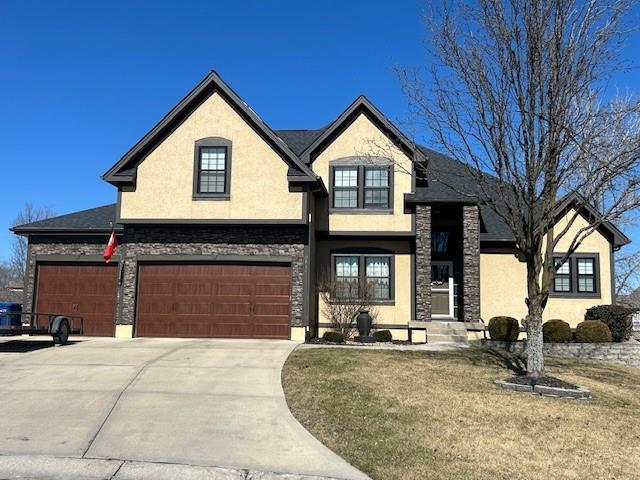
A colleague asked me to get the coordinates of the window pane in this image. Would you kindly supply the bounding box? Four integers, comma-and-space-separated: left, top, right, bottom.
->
335, 256, 359, 277
578, 276, 595, 292
364, 167, 389, 187
554, 275, 571, 292
431, 264, 450, 284
366, 256, 390, 277
364, 188, 389, 208
555, 258, 570, 274
432, 231, 449, 253
577, 258, 594, 275
199, 172, 225, 193
336, 279, 359, 298
334, 167, 358, 187
365, 256, 390, 299
333, 189, 358, 208
200, 147, 226, 171
367, 277, 390, 299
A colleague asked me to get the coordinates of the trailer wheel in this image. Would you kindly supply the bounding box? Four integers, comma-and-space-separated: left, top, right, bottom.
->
53, 320, 70, 346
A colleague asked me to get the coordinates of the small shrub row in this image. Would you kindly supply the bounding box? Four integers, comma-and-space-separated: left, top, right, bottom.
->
489, 316, 614, 343
322, 329, 393, 343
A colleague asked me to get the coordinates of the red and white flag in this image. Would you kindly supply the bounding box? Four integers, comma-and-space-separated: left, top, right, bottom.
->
103, 230, 118, 263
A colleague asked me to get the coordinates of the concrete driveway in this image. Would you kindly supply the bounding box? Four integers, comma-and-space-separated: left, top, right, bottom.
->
0, 337, 368, 480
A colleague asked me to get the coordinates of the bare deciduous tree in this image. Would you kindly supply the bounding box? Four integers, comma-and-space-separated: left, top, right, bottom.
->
615, 250, 640, 297
398, 0, 640, 376
317, 269, 378, 339
11, 202, 55, 280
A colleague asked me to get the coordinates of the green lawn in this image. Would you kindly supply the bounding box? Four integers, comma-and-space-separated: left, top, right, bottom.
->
282, 347, 640, 480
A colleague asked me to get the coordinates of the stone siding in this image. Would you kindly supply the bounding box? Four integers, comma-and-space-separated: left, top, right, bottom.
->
415, 205, 431, 321
24, 235, 123, 317
462, 205, 480, 322
484, 339, 640, 368
120, 225, 307, 327
25, 226, 308, 331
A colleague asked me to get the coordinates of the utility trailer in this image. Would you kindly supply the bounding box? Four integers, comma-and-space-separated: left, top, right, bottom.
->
0, 311, 84, 345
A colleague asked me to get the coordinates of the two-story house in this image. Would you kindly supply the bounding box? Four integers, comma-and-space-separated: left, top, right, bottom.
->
12, 71, 630, 341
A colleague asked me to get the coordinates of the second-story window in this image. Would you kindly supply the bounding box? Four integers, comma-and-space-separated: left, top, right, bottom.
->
364, 167, 390, 208
198, 146, 227, 194
193, 137, 232, 199
331, 164, 392, 210
333, 167, 359, 208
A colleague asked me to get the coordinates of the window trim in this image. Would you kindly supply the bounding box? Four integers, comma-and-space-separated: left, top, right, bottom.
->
330, 251, 395, 304
328, 158, 394, 213
192, 137, 232, 200
550, 252, 601, 298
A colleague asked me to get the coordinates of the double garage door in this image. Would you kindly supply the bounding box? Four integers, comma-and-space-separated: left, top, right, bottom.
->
34, 262, 291, 339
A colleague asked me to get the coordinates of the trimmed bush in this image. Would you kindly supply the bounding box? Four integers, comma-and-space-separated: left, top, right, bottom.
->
575, 320, 612, 343
543, 319, 572, 343
322, 331, 345, 343
584, 305, 634, 342
373, 330, 393, 342
488, 316, 520, 342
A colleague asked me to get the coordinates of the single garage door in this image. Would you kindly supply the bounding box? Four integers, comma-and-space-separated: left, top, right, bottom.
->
136, 263, 291, 339
35, 263, 118, 336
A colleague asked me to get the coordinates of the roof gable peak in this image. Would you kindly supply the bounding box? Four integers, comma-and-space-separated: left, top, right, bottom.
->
299, 94, 425, 165
103, 70, 317, 186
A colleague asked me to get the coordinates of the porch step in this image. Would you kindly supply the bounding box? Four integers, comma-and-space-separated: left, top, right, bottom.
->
426, 322, 469, 344
426, 334, 469, 343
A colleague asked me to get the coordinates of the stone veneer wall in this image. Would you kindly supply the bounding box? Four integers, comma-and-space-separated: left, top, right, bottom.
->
119, 225, 307, 327
415, 205, 432, 321
462, 205, 480, 322
484, 340, 640, 368
24, 235, 123, 316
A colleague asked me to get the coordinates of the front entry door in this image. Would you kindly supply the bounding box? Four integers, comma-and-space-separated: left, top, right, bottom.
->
431, 261, 454, 319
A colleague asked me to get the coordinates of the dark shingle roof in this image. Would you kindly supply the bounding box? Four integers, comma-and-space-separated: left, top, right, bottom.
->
274, 129, 327, 156
11, 204, 120, 234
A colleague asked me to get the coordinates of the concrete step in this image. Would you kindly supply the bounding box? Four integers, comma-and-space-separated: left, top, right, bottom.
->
426, 333, 469, 344
425, 322, 469, 344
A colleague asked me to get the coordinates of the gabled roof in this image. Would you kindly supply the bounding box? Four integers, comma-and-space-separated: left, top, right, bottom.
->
298, 95, 426, 165
552, 192, 630, 248
103, 71, 318, 186
11, 204, 121, 235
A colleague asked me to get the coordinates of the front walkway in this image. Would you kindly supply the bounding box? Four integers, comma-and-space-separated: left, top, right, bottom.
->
0, 337, 368, 480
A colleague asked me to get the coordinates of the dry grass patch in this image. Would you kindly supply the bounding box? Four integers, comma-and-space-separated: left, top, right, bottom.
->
282, 347, 640, 480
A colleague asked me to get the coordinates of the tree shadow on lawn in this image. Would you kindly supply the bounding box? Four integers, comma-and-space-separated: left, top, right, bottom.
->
426, 346, 527, 375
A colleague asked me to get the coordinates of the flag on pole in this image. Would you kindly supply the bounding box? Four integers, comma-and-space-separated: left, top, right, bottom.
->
103, 230, 118, 263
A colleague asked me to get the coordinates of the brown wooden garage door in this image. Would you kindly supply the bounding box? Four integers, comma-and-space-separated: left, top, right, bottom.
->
136, 263, 291, 339
35, 263, 118, 336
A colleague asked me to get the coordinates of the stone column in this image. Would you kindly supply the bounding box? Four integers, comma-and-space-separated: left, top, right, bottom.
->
415, 205, 432, 321
462, 205, 480, 322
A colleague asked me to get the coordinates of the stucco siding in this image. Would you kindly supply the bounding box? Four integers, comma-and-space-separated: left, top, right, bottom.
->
480, 210, 613, 327
119, 92, 302, 220
311, 113, 413, 233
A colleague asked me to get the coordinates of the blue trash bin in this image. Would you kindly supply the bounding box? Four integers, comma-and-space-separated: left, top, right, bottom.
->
0, 302, 22, 328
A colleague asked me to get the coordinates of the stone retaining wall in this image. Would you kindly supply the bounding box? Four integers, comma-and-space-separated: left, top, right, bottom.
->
482, 339, 640, 368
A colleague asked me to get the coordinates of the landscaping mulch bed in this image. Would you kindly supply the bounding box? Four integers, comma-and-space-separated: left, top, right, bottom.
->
504, 375, 579, 390
308, 338, 410, 346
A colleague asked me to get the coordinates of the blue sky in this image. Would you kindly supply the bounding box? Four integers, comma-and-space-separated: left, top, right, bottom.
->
0, 0, 638, 262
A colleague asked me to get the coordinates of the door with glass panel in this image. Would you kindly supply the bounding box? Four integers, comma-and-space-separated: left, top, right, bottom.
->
431, 261, 454, 318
